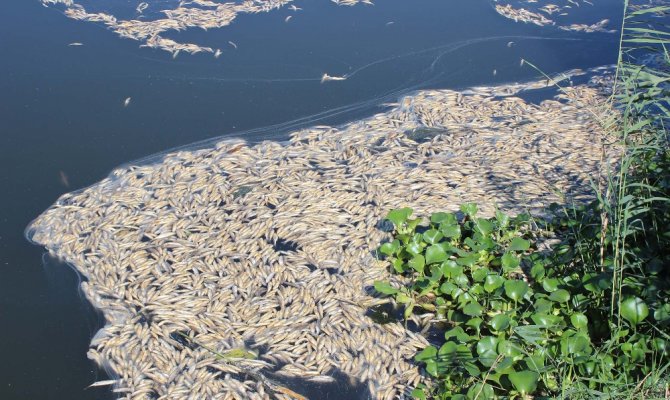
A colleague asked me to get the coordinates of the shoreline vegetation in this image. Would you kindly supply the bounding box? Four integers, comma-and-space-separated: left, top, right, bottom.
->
28, 66, 619, 399
374, 1, 670, 399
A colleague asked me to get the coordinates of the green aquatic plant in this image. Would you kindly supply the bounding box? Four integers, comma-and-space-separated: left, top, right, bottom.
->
374, 204, 670, 399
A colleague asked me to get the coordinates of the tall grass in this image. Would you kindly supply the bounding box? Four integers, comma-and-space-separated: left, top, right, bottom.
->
557, 0, 670, 397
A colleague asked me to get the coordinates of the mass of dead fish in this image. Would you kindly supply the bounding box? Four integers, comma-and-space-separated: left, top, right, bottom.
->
492, 0, 616, 33
41, 0, 375, 57
27, 68, 620, 400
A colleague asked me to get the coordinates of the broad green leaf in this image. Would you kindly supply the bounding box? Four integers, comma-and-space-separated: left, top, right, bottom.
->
504, 280, 529, 302
542, 278, 559, 293
422, 229, 443, 244
463, 301, 484, 316
472, 267, 489, 282
426, 245, 448, 264
501, 252, 520, 271
373, 281, 399, 295
416, 346, 437, 362
498, 340, 523, 359
466, 383, 494, 400
477, 336, 499, 367
490, 314, 511, 331
549, 289, 570, 303
460, 203, 478, 217
530, 263, 545, 280
441, 260, 463, 277
386, 208, 413, 228
444, 327, 471, 342
396, 293, 412, 304
514, 325, 543, 344
531, 313, 561, 328
430, 212, 452, 224
508, 370, 539, 394
570, 313, 588, 330
456, 253, 479, 267
466, 317, 483, 331
440, 223, 461, 238
408, 255, 425, 274
411, 388, 426, 400
484, 275, 505, 292
379, 240, 399, 255
508, 237, 530, 252
425, 359, 438, 377
406, 242, 422, 256
621, 297, 649, 326
475, 218, 493, 236
654, 304, 670, 323
495, 210, 510, 228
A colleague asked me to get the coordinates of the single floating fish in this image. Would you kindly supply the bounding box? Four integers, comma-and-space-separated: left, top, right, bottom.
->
285, 15, 292, 22
136, 2, 148, 13
214, 49, 222, 58
59, 171, 69, 188
288, 5, 301, 11
320, 73, 347, 83
68, 42, 83, 46
228, 41, 237, 49
86, 380, 118, 389
123, 97, 132, 107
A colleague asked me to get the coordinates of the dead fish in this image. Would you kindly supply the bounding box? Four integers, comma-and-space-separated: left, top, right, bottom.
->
136, 2, 148, 14
59, 171, 70, 188
285, 15, 292, 22
289, 5, 302, 11
228, 41, 237, 49
507, 41, 515, 47
123, 97, 132, 107
493, 69, 497, 76
86, 379, 118, 389
214, 49, 222, 58
68, 42, 83, 46
386, 21, 395, 26
320, 73, 347, 83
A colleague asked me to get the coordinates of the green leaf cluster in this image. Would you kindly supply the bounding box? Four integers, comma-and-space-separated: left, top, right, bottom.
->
374, 204, 670, 399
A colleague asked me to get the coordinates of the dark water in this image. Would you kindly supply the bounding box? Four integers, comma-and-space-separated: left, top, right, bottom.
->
0, 0, 622, 398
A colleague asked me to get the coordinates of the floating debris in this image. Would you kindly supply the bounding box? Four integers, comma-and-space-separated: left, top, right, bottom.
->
58, 170, 70, 188
27, 70, 619, 399
492, 0, 616, 33
320, 73, 348, 83
41, 0, 377, 56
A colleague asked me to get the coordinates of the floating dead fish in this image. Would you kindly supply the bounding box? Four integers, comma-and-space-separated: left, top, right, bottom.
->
123, 97, 131, 107
136, 2, 148, 14
214, 49, 222, 58
68, 42, 83, 46
320, 73, 347, 83
228, 41, 237, 49
285, 15, 292, 22
86, 380, 118, 389
58, 170, 69, 188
